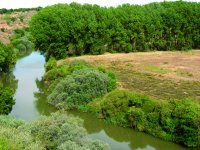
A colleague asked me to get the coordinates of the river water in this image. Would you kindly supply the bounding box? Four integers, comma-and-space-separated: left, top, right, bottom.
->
7, 52, 195, 150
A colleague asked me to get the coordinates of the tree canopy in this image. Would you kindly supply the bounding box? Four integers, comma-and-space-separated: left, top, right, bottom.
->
30, 1, 200, 59
0, 42, 16, 72
0, 42, 17, 115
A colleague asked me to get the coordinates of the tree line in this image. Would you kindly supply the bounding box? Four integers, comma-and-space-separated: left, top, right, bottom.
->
89, 89, 200, 148
30, 1, 200, 59
0, 7, 42, 14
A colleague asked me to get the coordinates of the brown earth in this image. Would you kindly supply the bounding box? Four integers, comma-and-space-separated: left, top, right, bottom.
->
0, 11, 37, 44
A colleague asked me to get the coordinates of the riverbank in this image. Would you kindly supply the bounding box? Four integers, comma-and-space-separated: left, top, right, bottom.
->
5, 52, 197, 149
55, 51, 200, 148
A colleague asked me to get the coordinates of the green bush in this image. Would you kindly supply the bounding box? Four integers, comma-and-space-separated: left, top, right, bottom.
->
89, 89, 200, 147
19, 16, 24, 22
48, 69, 111, 109
170, 99, 200, 147
16, 43, 26, 51
68, 60, 91, 73
0, 28, 5, 32
0, 42, 16, 72
0, 120, 43, 150
97, 66, 117, 92
128, 107, 146, 131
10, 28, 35, 56
45, 57, 57, 72
14, 28, 25, 36
43, 65, 68, 82
0, 87, 15, 115
99, 90, 133, 126
0, 137, 10, 150
20, 113, 110, 149
10, 17, 16, 22
0, 115, 24, 128
0, 113, 110, 150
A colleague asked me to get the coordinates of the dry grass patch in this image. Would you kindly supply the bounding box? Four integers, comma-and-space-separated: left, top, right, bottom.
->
59, 51, 200, 102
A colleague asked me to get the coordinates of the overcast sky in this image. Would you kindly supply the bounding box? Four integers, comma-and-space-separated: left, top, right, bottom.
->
0, 0, 199, 9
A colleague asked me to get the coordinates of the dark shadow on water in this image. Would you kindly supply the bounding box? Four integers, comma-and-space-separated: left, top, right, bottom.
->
69, 111, 194, 150
34, 79, 57, 116
0, 72, 18, 89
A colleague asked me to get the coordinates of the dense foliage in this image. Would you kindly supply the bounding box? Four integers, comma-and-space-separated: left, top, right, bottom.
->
89, 89, 200, 147
45, 60, 116, 109
30, 1, 200, 59
48, 69, 110, 109
0, 113, 110, 149
0, 87, 15, 115
10, 28, 35, 57
0, 42, 16, 72
0, 43, 17, 115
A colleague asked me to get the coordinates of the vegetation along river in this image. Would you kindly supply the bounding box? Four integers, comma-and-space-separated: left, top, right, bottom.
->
6, 52, 196, 150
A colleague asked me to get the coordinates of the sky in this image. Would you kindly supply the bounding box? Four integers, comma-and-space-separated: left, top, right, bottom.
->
0, 0, 199, 9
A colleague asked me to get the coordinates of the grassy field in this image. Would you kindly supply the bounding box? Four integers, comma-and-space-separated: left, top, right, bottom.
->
59, 51, 200, 102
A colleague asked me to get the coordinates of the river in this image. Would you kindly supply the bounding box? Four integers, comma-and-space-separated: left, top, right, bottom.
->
7, 52, 194, 150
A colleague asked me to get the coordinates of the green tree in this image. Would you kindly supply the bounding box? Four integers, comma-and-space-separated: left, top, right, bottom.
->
30, 2, 200, 59
0, 42, 16, 72
0, 87, 15, 114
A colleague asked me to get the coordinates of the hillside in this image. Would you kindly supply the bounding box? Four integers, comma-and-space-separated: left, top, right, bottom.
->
0, 10, 36, 43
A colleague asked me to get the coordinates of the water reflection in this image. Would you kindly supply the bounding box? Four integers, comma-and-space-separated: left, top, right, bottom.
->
34, 79, 56, 115
70, 112, 195, 150
0, 72, 18, 89
10, 52, 45, 120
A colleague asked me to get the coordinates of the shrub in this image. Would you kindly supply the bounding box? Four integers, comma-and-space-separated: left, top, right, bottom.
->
0, 115, 24, 128
0, 28, 5, 32
10, 17, 16, 22
0, 87, 15, 115
89, 89, 200, 147
0, 137, 10, 150
10, 28, 35, 56
19, 16, 24, 22
0, 42, 16, 72
170, 99, 200, 147
128, 107, 146, 131
43, 65, 68, 82
48, 69, 110, 109
97, 66, 117, 92
0, 113, 110, 150
68, 60, 91, 73
44, 57, 57, 72
0, 126, 44, 150
16, 43, 26, 51
20, 113, 110, 149
100, 90, 134, 126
